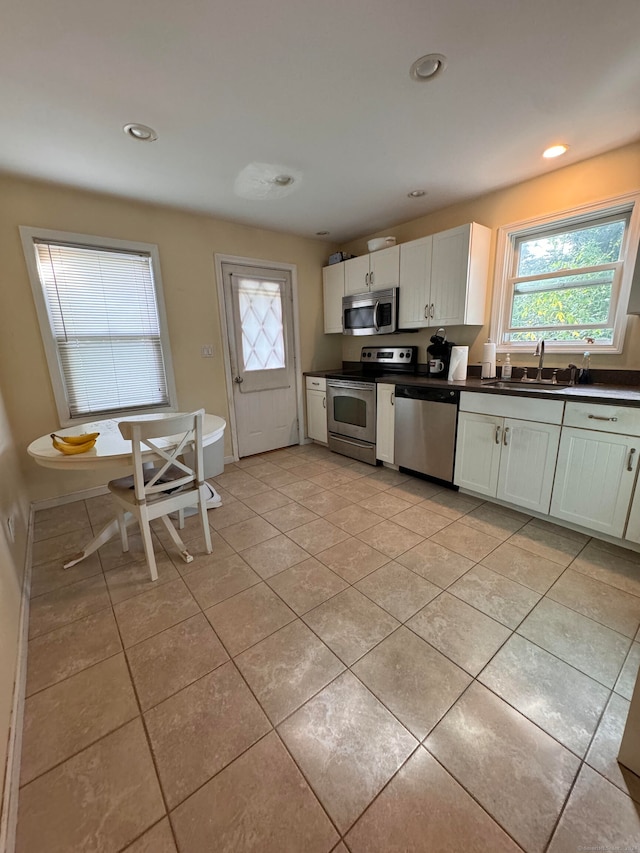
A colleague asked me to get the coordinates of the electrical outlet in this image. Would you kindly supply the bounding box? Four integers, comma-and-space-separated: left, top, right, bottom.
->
201, 345, 214, 358
6, 515, 15, 543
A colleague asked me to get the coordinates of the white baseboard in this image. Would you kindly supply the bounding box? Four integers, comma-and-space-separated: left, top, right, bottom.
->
0, 508, 33, 853
31, 485, 110, 512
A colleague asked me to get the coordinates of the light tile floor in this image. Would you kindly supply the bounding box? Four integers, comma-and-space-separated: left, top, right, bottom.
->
17, 442, 640, 852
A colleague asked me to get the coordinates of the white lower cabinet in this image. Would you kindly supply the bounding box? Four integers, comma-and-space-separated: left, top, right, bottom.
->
454, 411, 502, 497
454, 393, 562, 515
455, 411, 559, 513
306, 377, 327, 443
376, 383, 395, 464
497, 419, 560, 513
550, 427, 638, 538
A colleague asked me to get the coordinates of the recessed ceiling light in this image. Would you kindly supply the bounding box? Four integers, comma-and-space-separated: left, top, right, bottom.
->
123, 123, 158, 142
410, 53, 447, 82
408, 189, 427, 198
316, 231, 330, 236
273, 174, 294, 186
543, 144, 569, 159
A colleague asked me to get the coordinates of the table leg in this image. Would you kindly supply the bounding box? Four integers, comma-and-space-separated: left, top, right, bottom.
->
63, 513, 135, 569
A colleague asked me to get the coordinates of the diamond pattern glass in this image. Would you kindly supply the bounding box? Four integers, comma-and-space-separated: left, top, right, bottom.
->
238, 279, 286, 372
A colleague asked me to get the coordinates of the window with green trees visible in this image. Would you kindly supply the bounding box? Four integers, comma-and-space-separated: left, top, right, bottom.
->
492, 195, 640, 353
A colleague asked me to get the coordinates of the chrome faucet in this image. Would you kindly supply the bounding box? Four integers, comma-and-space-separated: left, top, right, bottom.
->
534, 339, 545, 381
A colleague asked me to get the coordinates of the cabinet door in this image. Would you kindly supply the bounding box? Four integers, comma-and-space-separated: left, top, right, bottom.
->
322, 264, 344, 333
344, 255, 370, 296
430, 223, 490, 326
431, 224, 470, 325
550, 427, 638, 537
454, 411, 502, 497
369, 245, 400, 291
398, 237, 432, 329
376, 383, 395, 464
497, 419, 560, 514
625, 482, 640, 544
306, 390, 328, 443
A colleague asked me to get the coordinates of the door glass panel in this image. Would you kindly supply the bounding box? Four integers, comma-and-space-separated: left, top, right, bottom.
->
237, 278, 285, 371
333, 395, 367, 428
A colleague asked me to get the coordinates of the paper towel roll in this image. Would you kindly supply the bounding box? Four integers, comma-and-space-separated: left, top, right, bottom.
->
448, 346, 469, 381
482, 341, 496, 379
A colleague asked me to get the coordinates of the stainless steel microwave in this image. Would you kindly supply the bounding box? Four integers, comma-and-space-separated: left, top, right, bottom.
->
342, 287, 398, 335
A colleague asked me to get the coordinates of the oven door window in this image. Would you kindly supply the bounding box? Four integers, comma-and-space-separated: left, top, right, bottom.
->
333, 394, 368, 428
344, 305, 375, 330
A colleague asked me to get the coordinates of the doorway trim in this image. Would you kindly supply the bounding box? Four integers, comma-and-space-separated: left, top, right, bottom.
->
214, 253, 305, 461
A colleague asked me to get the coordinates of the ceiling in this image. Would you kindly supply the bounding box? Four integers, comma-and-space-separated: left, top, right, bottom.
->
2, 0, 640, 243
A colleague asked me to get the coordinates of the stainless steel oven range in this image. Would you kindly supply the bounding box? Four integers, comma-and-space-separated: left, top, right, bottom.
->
327, 345, 418, 465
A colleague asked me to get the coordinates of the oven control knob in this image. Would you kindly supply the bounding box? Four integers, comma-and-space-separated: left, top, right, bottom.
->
399, 352, 405, 358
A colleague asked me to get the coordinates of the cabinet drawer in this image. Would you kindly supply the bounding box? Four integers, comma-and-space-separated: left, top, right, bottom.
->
306, 376, 327, 392
564, 402, 640, 436
460, 391, 564, 424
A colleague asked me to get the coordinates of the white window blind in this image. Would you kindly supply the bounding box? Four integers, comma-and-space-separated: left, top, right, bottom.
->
33, 240, 171, 417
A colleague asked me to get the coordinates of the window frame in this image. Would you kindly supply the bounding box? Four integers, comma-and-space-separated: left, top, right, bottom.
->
490, 192, 640, 355
20, 226, 178, 426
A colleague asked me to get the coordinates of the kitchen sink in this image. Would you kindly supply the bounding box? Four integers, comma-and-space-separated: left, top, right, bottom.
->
482, 380, 572, 393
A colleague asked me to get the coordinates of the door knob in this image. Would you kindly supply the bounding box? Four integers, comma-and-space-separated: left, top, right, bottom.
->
234, 376, 244, 384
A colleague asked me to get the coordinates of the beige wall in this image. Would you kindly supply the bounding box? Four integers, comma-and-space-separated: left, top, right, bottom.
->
340, 141, 640, 370
0, 381, 29, 812
0, 174, 342, 502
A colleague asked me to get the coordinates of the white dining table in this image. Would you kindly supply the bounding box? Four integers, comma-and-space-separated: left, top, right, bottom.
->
28, 412, 227, 568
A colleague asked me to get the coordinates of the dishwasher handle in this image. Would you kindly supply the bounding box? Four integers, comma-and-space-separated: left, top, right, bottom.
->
394, 386, 460, 405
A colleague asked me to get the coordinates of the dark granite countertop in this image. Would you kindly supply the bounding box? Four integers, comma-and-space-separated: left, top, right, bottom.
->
305, 369, 640, 406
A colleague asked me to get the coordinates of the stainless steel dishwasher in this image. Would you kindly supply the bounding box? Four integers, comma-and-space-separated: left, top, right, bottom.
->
394, 386, 460, 483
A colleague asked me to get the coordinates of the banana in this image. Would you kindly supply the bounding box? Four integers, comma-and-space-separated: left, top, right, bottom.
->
51, 434, 98, 455
54, 432, 100, 445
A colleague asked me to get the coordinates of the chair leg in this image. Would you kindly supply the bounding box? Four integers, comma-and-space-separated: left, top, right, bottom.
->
198, 485, 213, 554
177, 508, 185, 529
138, 508, 159, 581
115, 505, 129, 552
158, 515, 193, 564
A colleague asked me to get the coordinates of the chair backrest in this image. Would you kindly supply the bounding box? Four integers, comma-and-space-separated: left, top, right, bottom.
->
118, 410, 206, 504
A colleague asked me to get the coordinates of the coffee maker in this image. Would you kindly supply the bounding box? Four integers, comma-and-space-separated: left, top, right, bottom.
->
426, 328, 454, 379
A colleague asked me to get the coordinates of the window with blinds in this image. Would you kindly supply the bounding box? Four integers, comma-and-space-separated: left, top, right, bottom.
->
21, 228, 176, 422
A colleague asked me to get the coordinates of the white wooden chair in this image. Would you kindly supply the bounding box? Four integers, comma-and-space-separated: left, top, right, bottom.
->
108, 410, 213, 580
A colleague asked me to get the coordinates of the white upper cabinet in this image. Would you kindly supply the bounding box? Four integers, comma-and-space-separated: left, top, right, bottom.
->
398, 236, 432, 329
322, 263, 344, 333
344, 246, 400, 295
398, 222, 491, 328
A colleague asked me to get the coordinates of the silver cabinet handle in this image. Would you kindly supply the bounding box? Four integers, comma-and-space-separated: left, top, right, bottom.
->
628, 448, 636, 471
430, 303, 435, 319
495, 425, 502, 445
365, 272, 369, 287
322, 396, 326, 409
424, 304, 429, 319
503, 426, 510, 446
311, 380, 320, 386
588, 414, 618, 422
234, 376, 243, 384
390, 392, 394, 406
370, 271, 374, 286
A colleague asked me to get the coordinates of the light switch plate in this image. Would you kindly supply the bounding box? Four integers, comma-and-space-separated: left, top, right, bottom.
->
201, 345, 214, 357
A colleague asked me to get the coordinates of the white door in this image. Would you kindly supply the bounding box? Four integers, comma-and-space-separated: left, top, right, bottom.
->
222, 263, 299, 457
550, 427, 638, 537
497, 419, 560, 514
454, 410, 502, 496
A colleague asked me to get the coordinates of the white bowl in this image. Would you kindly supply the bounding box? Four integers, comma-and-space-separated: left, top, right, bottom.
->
368, 236, 397, 252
